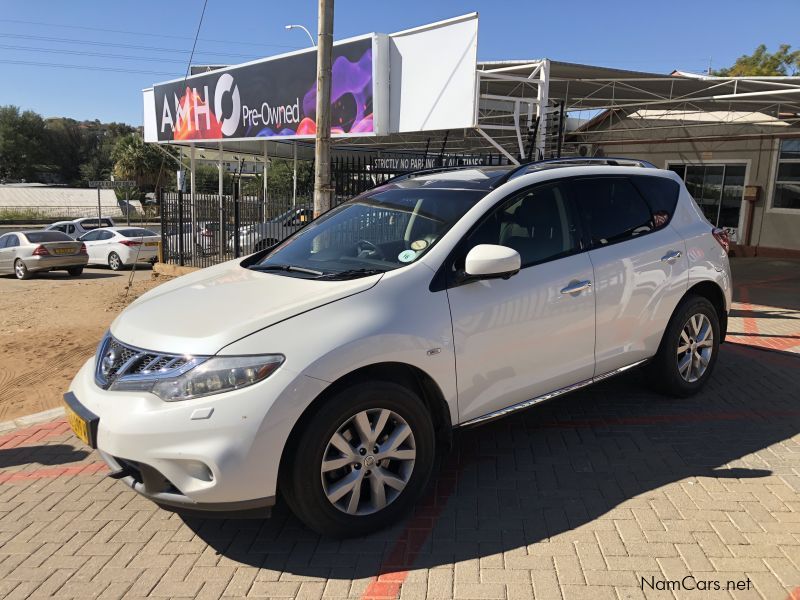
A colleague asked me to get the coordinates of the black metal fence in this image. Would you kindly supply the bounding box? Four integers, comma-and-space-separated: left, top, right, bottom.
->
160, 151, 510, 268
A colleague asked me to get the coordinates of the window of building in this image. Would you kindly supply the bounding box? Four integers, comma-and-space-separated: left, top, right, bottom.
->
772, 139, 800, 210
668, 163, 746, 242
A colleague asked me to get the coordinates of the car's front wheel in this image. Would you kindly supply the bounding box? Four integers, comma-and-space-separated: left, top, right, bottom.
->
108, 252, 123, 271
649, 294, 720, 397
282, 381, 435, 537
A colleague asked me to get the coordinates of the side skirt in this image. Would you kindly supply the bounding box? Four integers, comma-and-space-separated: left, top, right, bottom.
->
457, 358, 650, 429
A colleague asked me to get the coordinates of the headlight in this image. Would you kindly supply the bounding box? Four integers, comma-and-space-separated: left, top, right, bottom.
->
110, 355, 284, 401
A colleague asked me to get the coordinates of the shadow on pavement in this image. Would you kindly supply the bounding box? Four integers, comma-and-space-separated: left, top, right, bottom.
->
0, 444, 89, 468
182, 343, 799, 578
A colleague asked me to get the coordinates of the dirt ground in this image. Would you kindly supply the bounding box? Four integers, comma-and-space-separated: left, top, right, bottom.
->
0, 266, 170, 421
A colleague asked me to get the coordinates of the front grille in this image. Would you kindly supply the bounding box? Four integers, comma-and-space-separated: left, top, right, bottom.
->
94, 335, 199, 389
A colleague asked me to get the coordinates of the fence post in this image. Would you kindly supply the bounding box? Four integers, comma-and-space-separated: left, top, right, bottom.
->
158, 189, 165, 264
177, 190, 184, 267
233, 182, 241, 258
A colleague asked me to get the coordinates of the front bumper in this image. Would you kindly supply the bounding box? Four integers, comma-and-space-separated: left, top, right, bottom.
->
67, 355, 328, 509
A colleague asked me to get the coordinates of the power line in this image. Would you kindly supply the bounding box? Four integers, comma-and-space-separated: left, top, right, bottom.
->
183, 0, 209, 82
0, 43, 207, 64
0, 31, 259, 60
0, 17, 303, 51
0, 59, 177, 76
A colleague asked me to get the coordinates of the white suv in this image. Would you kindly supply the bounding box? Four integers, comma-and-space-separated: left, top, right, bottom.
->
65, 159, 731, 537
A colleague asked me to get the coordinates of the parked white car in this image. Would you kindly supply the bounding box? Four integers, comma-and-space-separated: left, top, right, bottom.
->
78, 227, 160, 270
66, 159, 731, 537
46, 217, 116, 239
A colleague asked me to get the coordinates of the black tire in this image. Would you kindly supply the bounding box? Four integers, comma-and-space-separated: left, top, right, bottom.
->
108, 252, 123, 271
648, 294, 720, 397
14, 259, 31, 280
282, 381, 436, 538
67, 266, 84, 277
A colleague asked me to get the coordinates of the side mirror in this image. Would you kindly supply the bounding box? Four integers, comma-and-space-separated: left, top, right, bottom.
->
463, 244, 521, 281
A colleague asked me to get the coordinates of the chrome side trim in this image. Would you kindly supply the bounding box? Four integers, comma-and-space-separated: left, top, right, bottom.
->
457, 358, 650, 428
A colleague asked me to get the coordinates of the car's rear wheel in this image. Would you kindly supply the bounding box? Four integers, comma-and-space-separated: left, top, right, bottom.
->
67, 266, 84, 277
649, 295, 720, 397
282, 381, 435, 537
14, 259, 31, 280
108, 252, 123, 271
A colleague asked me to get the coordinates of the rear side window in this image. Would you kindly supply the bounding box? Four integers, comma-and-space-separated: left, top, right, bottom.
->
79, 219, 113, 230
25, 231, 72, 243
632, 175, 680, 229
569, 177, 653, 247
119, 228, 156, 237
4, 234, 20, 247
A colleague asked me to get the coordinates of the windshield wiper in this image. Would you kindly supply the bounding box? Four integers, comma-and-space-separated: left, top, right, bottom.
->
248, 264, 324, 276
316, 268, 387, 280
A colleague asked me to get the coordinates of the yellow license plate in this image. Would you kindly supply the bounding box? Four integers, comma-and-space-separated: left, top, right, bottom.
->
65, 404, 90, 445
53, 248, 74, 255
145, 241, 158, 247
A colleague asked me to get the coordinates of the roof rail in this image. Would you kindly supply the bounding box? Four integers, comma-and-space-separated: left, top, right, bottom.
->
381, 165, 480, 186
491, 156, 657, 188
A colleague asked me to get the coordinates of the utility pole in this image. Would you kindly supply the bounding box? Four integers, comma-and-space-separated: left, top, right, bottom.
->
313, 0, 334, 218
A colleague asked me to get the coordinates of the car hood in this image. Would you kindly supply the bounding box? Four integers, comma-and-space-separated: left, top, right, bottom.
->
110, 259, 382, 355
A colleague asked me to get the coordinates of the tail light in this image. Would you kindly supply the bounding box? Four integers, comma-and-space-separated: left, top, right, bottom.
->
32, 245, 49, 256
79, 243, 87, 254
712, 227, 730, 254
120, 240, 142, 247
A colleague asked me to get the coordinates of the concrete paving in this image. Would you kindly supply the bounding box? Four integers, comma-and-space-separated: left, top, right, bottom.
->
0, 258, 798, 599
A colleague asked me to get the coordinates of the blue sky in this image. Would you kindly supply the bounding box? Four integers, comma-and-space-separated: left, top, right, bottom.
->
0, 0, 797, 125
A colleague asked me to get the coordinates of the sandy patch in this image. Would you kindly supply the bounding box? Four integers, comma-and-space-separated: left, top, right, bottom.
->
0, 269, 170, 420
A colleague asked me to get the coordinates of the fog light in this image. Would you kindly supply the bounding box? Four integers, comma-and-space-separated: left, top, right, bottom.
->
176, 460, 214, 482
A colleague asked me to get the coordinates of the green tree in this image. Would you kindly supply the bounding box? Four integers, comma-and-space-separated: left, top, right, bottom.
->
713, 44, 800, 76
0, 106, 48, 181
111, 133, 169, 191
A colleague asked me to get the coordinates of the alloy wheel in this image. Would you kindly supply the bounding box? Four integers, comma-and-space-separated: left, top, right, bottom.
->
677, 313, 714, 383
320, 408, 416, 516
14, 260, 27, 279
109, 253, 121, 270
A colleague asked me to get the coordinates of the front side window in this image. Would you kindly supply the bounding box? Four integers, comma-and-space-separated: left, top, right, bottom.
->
255, 187, 487, 279
773, 139, 800, 210
569, 177, 653, 246
463, 182, 579, 268
81, 230, 102, 241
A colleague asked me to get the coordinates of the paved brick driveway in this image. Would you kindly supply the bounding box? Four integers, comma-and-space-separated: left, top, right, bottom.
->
1, 259, 799, 600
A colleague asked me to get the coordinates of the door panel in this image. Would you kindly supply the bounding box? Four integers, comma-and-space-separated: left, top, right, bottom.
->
448, 254, 596, 422
589, 227, 688, 373
445, 181, 595, 424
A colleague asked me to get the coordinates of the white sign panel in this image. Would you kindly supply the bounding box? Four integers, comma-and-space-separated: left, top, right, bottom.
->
388, 14, 478, 133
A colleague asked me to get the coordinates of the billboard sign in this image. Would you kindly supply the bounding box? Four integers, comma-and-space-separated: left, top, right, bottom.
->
153, 38, 374, 142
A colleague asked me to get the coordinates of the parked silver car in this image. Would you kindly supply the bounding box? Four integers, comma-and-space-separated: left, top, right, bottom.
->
0, 230, 88, 279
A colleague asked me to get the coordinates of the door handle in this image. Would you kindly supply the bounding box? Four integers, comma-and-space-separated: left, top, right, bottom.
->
560, 280, 592, 295
661, 250, 682, 264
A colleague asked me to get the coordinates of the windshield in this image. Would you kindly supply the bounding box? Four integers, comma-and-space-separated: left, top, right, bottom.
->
254, 187, 487, 278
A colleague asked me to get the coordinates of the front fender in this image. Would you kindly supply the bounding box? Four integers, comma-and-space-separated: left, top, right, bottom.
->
219, 264, 459, 426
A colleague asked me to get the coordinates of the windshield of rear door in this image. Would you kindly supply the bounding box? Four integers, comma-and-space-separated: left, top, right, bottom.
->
253, 186, 488, 279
